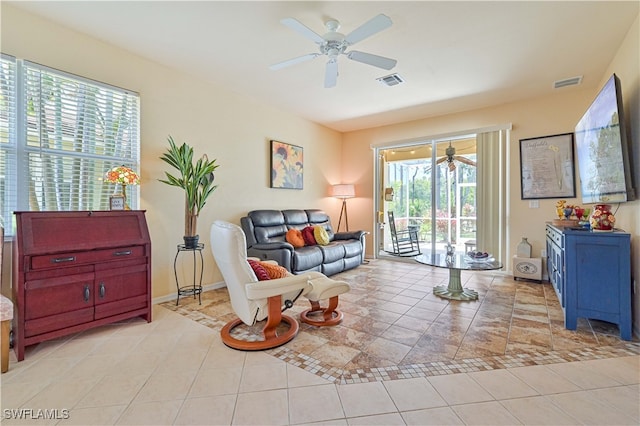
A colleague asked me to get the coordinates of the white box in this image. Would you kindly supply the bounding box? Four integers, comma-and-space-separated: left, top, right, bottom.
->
513, 256, 542, 282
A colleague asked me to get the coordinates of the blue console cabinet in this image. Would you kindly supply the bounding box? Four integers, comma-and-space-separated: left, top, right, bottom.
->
546, 223, 631, 340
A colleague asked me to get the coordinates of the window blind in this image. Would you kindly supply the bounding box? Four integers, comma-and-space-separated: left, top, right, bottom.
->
0, 58, 140, 236
0, 54, 16, 233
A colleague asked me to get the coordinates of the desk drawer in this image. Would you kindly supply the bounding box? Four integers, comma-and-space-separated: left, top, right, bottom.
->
546, 225, 563, 248
30, 246, 145, 270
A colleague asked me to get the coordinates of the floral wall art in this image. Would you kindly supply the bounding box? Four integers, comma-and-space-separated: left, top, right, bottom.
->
270, 140, 303, 189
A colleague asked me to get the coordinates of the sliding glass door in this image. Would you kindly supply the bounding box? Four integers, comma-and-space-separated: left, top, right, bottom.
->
377, 137, 477, 256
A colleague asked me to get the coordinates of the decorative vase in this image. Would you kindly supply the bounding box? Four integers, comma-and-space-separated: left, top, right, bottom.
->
563, 207, 573, 219
183, 235, 200, 249
516, 237, 532, 258
589, 204, 615, 231
573, 207, 584, 220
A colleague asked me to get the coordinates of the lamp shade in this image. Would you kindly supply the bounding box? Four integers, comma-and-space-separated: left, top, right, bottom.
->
105, 165, 140, 185
331, 184, 355, 199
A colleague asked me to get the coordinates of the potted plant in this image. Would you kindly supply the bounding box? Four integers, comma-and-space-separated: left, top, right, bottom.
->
159, 135, 219, 248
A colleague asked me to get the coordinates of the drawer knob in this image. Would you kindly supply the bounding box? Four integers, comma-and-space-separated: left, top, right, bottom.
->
99, 282, 106, 299
114, 250, 132, 256
83, 285, 90, 302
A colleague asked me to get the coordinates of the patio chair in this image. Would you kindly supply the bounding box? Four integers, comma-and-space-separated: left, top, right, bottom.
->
387, 211, 421, 257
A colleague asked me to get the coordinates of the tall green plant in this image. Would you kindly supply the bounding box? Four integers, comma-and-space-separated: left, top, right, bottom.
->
159, 136, 219, 237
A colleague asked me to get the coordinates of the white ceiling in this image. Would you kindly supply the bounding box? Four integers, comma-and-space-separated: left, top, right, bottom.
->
10, 1, 639, 132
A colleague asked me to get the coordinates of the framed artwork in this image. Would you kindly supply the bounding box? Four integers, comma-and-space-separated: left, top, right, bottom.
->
109, 195, 126, 210
520, 133, 576, 199
270, 140, 303, 189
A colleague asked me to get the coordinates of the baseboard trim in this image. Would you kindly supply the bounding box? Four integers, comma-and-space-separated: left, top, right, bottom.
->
152, 280, 226, 305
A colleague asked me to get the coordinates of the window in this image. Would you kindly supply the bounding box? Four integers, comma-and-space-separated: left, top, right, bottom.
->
0, 55, 16, 234
0, 56, 140, 236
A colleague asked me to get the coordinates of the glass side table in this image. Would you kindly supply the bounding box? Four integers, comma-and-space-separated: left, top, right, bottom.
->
174, 243, 204, 305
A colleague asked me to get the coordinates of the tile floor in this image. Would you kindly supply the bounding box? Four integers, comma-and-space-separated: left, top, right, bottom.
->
1, 258, 639, 425
164, 258, 639, 383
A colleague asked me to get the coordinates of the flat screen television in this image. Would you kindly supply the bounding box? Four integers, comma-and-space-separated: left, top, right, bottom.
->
574, 73, 635, 204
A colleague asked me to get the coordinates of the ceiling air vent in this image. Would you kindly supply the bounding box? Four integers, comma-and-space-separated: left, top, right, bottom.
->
377, 73, 404, 87
554, 76, 583, 89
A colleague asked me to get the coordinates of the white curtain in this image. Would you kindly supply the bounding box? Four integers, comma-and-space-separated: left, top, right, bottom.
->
476, 130, 507, 263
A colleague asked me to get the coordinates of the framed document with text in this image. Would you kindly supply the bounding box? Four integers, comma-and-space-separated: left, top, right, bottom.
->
520, 133, 576, 200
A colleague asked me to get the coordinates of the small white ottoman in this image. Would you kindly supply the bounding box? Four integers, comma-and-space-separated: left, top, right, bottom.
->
300, 272, 351, 327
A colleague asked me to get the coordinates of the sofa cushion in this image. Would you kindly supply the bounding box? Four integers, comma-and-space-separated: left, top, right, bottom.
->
286, 229, 305, 248
283, 209, 310, 226
306, 210, 335, 239
314, 226, 330, 245
319, 243, 346, 263
248, 210, 288, 244
292, 245, 323, 271
254, 225, 288, 244
302, 226, 316, 245
248, 209, 285, 226
342, 240, 364, 258
306, 209, 330, 224
344, 256, 362, 271
322, 259, 345, 276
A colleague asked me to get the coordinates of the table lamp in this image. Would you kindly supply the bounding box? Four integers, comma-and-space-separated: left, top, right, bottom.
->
105, 165, 140, 210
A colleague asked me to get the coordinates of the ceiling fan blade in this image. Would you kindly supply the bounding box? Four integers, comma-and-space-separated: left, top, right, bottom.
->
455, 156, 477, 167
344, 14, 392, 45
324, 59, 338, 88
269, 53, 320, 70
347, 51, 397, 70
281, 18, 325, 44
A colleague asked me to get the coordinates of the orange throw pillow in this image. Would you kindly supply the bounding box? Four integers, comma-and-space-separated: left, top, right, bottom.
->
259, 262, 290, 279
285, 228, 305, 248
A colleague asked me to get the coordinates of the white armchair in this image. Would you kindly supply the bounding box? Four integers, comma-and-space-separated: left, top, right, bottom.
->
210, 220, 313, 350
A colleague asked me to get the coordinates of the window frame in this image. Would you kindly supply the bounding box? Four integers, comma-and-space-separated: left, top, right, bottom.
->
1, 56, 140, 236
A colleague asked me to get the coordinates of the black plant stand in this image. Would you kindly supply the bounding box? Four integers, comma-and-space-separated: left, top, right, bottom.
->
174, 243, 204, 305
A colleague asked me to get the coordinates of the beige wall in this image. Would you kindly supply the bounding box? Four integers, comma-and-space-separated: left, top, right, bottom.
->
601, 14, 640, 333
1, 5, 344, 300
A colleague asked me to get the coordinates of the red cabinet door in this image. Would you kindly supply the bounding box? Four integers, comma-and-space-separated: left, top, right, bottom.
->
24, 272, 95, 337
94, 263, 148, 319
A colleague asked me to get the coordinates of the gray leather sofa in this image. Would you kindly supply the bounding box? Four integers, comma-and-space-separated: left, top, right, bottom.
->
240, 209, 366, 276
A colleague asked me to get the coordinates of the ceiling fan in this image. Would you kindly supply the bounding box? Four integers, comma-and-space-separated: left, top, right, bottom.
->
270, 14, 397, 88
436, 142, 477, 172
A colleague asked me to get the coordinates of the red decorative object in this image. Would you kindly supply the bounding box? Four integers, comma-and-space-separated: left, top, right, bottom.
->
590, 204, 615, 231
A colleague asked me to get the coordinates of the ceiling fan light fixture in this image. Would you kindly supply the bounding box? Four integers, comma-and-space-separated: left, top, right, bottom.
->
325, 20, 341, 33
446, 143, 456, 172
377, 73, 404, 86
